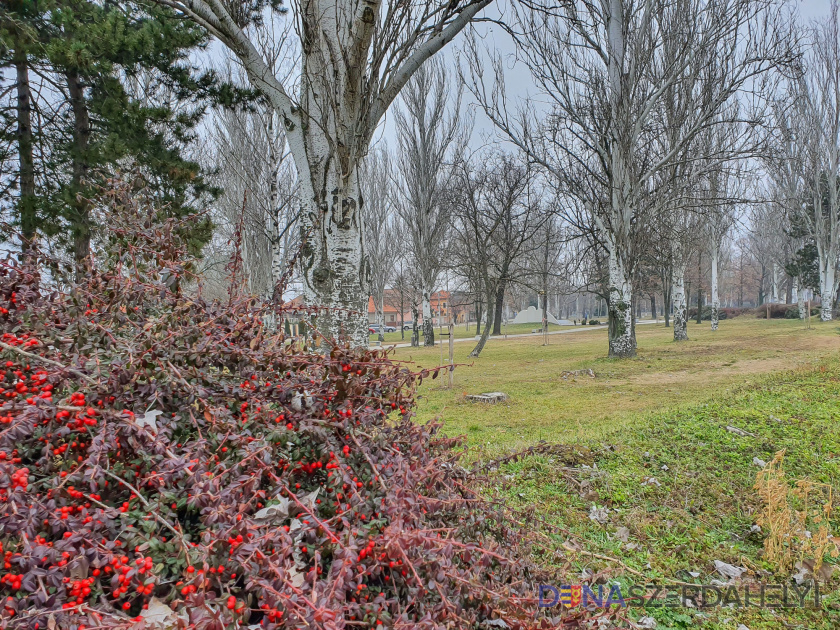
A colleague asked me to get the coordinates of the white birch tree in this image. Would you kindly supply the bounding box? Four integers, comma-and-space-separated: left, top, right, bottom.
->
794, 2, 840, 320
703, 169, 740, 331
360, 146, 396, 344
209, 101, 299, 299
393, 58, 466, 347
465, 0, 790, 357
155, 0, 492, 346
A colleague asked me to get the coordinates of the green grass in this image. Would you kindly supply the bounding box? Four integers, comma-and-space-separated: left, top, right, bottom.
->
496, 363, 840, 629
391, 316, 840, 628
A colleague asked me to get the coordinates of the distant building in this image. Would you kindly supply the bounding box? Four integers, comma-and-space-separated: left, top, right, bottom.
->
367, 295, 406, 326
368, 289, 467, 326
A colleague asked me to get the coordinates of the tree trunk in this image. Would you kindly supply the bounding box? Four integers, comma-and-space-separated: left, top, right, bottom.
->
474, 299, 483, 338
672, 264, 688, 341
695, 253, 703, 324
15, 49, 36, 251
470, 286, 496, 357
297, 140, 369, 346
649, 293, 657, 321
267, 109, 284, 297
819, 262, 837, 321
421, 287, 434, 346
492, 282, 505, 336
795, 278, 806, 319
660, 267, 671, 328
411, 298, 420, 346
542, 287, 549, 331
710, 246, 720, 331
67, 69, 91, 281
400, 291, 405, 340
607, 246, 635, 357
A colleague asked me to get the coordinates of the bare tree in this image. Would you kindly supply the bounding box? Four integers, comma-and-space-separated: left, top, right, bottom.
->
208, 98, 298, 299
465, 0, 790, 356
452, 150, 542, 357
527, 213, 568, 333
703, 163, 743, 330
790, 2, 840, 320
765, 94, 809, 318
385, 256, 414, 341
155, 0, 492, 346
393, 58, 466, 346
360, 146, 396, 344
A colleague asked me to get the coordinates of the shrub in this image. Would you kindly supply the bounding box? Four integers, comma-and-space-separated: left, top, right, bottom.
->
588, 320, 600, 325
719, 307, 750, 319
753, 304, 795, 319
0, 182, 538, 629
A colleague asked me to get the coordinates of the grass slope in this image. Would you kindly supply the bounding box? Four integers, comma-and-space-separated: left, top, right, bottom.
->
499, 362, 840, 629
393, 317, 840, 628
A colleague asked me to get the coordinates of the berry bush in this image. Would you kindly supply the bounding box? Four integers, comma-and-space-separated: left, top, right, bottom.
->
0, 184, 540, 629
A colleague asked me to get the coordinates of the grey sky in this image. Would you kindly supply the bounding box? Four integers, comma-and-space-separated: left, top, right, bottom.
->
374, 0, 835, 153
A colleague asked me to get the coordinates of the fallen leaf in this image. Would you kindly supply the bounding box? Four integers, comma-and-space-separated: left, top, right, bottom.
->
254, 497, 290, 522
137, 409, 164, 432
588, 504, 609, 524
141, 597, 187, 629
725, 425, 757, 438
714, 560, 746, 580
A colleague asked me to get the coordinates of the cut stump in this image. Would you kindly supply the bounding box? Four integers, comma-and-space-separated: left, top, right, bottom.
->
466, 392, 508, 404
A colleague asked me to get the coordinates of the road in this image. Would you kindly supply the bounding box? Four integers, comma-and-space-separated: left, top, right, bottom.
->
378, 319, 662, 349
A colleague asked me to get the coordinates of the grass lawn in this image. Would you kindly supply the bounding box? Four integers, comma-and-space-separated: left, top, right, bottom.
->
391, 316, 840, 629
394, 316, 840, 456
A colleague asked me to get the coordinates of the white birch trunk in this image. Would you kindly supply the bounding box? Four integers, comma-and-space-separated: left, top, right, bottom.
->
410, 298, 420, 347
772, 264, 780, 304
710, 246, 720, 331
173, 0, 505, 349
267, 110, 284, 296
672, 263, 688, 341
297, 151, 369, 347
602, 0, 635, 358
794, 278, 806, 319
607, 244, 635, 357
819, 261, 837, 321
422, 287, 434, 346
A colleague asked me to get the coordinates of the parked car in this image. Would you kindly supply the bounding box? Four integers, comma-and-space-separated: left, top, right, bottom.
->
368, 324, 396, 334
402, 321, 414, 331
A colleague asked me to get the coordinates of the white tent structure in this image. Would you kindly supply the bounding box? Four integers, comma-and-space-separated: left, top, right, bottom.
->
511, 306, 572, 326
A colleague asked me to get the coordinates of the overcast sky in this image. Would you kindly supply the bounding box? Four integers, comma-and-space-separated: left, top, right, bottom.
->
371, 0, 836, 152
